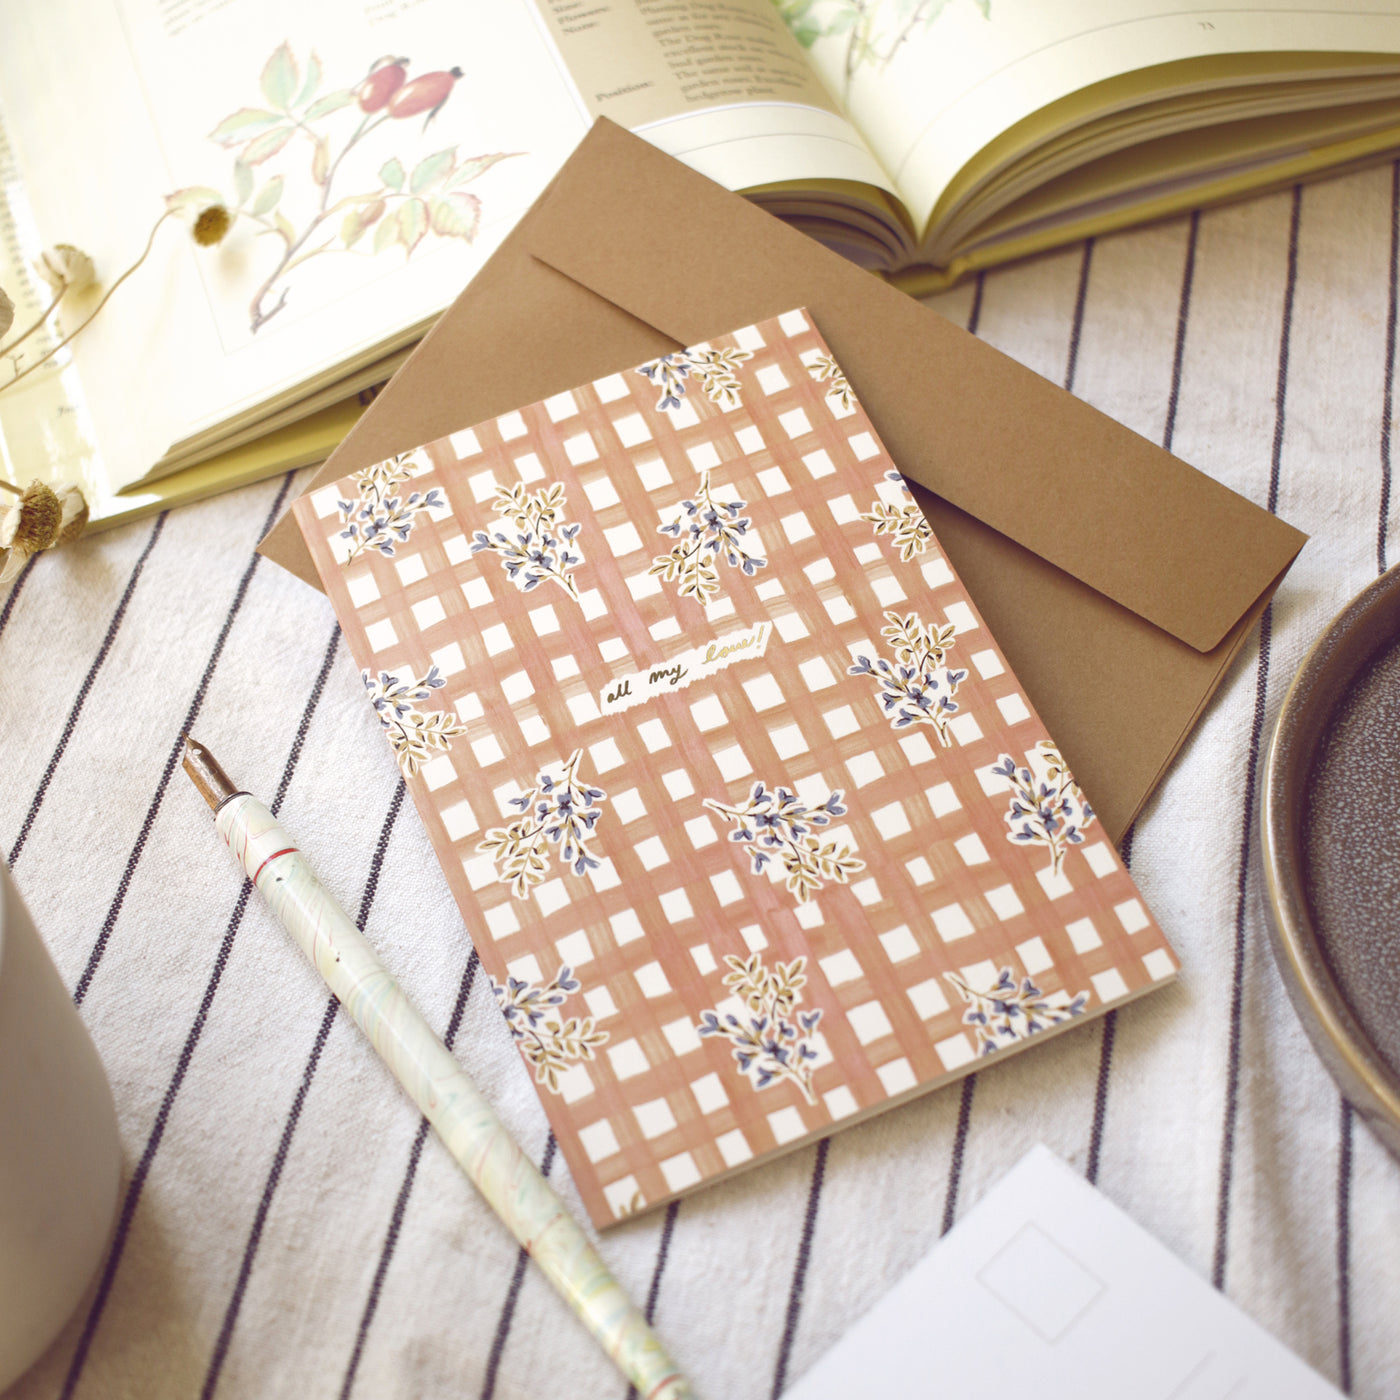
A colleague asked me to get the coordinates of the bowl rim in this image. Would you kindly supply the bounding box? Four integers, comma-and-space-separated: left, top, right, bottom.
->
1262, 564, 1400, 1136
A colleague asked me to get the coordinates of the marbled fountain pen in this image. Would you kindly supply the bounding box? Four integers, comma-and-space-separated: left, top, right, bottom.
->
181, 736, 693, 1400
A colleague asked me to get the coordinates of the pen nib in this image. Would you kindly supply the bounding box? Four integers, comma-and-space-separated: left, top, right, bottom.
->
182, 735, 241, 811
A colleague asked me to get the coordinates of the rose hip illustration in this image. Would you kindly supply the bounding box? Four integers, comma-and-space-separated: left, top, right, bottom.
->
178, 44, 519, 332
386, 67, 464, 128
356, 56, 409, 112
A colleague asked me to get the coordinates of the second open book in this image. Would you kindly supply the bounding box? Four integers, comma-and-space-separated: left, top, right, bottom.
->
291, 310, 1177, 1228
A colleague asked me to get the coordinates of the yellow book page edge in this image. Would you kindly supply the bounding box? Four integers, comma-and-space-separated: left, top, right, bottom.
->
88, 395, 364, 533
923, 50, 1400, 242
948, 96, 1400, 258
892, 121, 1400, 295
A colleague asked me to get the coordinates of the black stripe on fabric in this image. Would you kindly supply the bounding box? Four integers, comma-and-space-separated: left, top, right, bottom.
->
1381, 160, 1399, 576
1063, 239, 1095, 393
200, 638, 393, 1400
0, 550, 40, 642
9, 512, 168, 867
940, 1073, 976, 1236
1212, 602, 1274, 1294
57, 577, 329, 1400
769, 1137, 830, 1400
341, 1118, 430, 1400
480, 1133, 558, 1400
1163, 211, 1201, 455
339, 947, 482, 1400
59, 882, 256, 1400
1212, 184, 1301, 1293
966, 270, 986, 337
201, 996, 337, 1400
1083, 823, 1138, 1182
1337, 1099, 1354, 1393
1084, 1011, 1118, 1187
624, 1201, 682, 1400
71, 473, 295, 1007
1081, 219, 1198, 1182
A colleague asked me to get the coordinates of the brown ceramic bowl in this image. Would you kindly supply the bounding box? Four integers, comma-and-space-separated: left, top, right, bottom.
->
1262, 564, 1400, 1160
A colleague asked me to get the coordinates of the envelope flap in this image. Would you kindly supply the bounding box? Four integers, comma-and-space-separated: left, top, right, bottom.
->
525, 121, 1306, 653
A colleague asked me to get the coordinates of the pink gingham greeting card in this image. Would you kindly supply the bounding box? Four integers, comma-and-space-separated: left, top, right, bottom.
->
292, 309, 1178, 1228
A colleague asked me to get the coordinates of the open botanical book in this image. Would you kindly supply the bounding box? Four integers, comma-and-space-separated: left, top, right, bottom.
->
3, 0, 1399, 525
290, 309, 1179, 1227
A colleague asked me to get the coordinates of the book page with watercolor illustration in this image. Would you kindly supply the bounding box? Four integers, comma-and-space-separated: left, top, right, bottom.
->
0, 0, 892, 496
779, 0, 1400, 238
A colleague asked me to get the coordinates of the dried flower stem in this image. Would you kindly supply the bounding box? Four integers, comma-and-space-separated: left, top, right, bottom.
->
0, 211, 174, 394
0, 480, 20, 496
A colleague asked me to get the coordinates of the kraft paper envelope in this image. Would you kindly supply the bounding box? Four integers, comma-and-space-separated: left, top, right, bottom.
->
260, 119, 1306, 841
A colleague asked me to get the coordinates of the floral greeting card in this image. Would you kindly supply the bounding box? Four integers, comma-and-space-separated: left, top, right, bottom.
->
292, 309, 1178, 1228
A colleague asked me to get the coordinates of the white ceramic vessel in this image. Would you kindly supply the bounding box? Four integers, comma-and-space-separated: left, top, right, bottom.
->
0, 862, 121, 1389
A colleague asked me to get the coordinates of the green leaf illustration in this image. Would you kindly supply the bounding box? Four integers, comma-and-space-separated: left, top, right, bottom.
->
373, 214, 402, 254
274, 210, 296, 243
242, 124, 294, 165
261, 43, 299, 110
165, 185, 226, 223
410, 148, 456, 195
305, 89, 355, 120
430, 191, 480, 241
379, 157, 405, 192
233, 160, 254, 205
312, 136, 329, 186
448, 151, 518, 189
251, 175, 284, 216
341, 198, 385, 248
397, 197, 429, 255
294, 50, 322, 108
208, 107, 283, 146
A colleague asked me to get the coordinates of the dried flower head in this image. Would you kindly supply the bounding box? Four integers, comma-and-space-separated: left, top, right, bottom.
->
0, 481, 63, 584
0, 479, 89, 584
0, 285, 13, 340
56, 484, 89, 546
33, 244, 96, 295
193, 204, 232, 247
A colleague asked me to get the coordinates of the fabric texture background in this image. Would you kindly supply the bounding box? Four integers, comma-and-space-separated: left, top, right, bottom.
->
3, 164, 1398, 1399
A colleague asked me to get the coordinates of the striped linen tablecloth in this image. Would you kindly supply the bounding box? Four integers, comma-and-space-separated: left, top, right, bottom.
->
3, 165, 1398, 1400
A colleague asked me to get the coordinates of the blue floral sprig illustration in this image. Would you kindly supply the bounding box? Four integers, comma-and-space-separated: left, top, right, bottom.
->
697, 953, 823, 1103
848, 609, 967, 744
806, 351, 857, 411
944, 966, 1089, 1057
993, 740, 1096, 876
470, 481, 583, 600
363, 666, 468, 777
477, 750, 607, 898
704, 780, 864, 904
636, 344, 754, 412
650, 470, 767, 605
490, 965, 608, 1094
338, 451, 444, 561
861, 469, 932, 561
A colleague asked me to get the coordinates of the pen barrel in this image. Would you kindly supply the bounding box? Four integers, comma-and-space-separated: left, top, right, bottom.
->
215, 795, 692, 1400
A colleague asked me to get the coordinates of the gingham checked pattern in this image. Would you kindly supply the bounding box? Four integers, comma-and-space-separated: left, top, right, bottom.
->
292, 309, 1178, 1229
